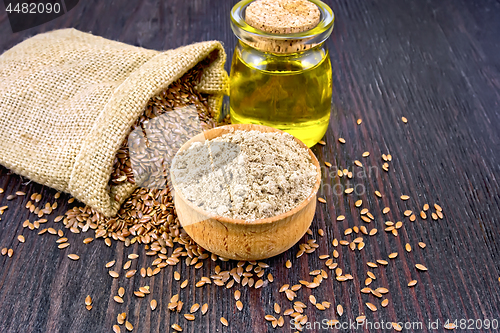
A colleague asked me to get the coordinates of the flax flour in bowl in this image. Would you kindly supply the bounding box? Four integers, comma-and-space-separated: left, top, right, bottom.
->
170, 124, 321, 260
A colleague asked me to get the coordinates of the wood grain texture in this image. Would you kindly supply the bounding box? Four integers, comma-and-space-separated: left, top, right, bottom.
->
0, 0, 499, 332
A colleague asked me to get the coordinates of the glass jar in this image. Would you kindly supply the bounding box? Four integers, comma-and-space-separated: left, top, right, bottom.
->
229, 0, 334, 147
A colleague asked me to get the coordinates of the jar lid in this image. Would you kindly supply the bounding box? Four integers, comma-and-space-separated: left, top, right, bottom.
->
230, 0, 334, 54
245, 0, 321, 34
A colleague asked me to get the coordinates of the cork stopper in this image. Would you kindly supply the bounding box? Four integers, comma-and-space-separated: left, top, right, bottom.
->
244, 0, 321, 53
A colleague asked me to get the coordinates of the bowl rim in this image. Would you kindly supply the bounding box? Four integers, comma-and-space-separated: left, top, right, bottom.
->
171, 124, 322, 226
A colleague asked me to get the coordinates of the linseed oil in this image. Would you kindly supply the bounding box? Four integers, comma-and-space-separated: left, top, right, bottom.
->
229, 42, 332, 147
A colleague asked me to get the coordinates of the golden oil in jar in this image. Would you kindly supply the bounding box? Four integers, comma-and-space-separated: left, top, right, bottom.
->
229, 0, 334, 147
229, 42, 332, 147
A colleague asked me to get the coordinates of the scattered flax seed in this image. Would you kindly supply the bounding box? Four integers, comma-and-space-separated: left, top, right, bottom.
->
184, 314, 195, 321
337, 304, 343, 316
318, 197, 326, 203
118, 287, 125, 297
405, 243, 412, 252
268, 273, 274, 282
388, 252, 398, 259
376, 260, 388, 266
318, 140, 326, 146
369, 228, 378, 236
434, 204, 442, 212
181, 280, 188, 289
255, 279, 264, 288
318, 229, 324, 237
67, 254, 79, 260
420, 211, 427, 219
15, 191, 26, 196
366, 302, 377, 312
344, 188, 354, 194
410, 214, 416, 222
337, 215, 345, 221
113, 325, 120, 333
109, 271, 119, 278
356, 316, 366, 323
128, 253, 139, 259
400, 195, 410, 200
150, 299, 157, 311
114, 296, 124, 304
123, 260, 132, 270
338, 138, 346, 144
85, 295, 92, 306
201, 303, 208, 315
444, 323, 457, 330
418, 242, 426, 249
357, 118, 362, 125
404, 210, 412, 216
416, 264, 428, 271
367, 262, 378, 268
274, 302, 281, 314
17, 235, 25, 243
106, 260, 116, 268
393, 322, 403, 331
423, 204, 429, 211
7, 249, 13, 257
86, 305, 92, 311
355, 200, 362, 207
354, 160, 363, 167
324, 161, 332, 167
431, 212, 438, 220
408, 280, 417, 287
58, 243, 70, 249
125, 321, 133, 331
6, 194, 16, 200
190, 304, 200, 313
83, 238, 93, 244
285, 260, 292, 269
220, 317, 228, 326
381, 299, 389, 307
362, 151, 370, 157
382, 207, 390, 214
375, 191, 382, 197
265, 315, 277, 322
171, 324, 182, 332
401, 116, 408, 123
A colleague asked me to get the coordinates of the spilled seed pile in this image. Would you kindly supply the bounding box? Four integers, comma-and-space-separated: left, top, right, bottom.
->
0, 72, 455, 332
171, 129, 317, 221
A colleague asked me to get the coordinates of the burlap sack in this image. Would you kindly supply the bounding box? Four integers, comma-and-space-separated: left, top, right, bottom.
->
0, 28, 227, 217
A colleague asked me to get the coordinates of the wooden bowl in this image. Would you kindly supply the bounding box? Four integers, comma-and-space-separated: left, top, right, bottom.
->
171, 124, 321, 261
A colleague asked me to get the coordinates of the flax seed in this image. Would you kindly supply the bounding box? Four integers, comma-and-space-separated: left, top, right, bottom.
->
405, 243, 412, 252
415, 264, 428, 271
109, 271, 119, 278
150, 299, 157, 311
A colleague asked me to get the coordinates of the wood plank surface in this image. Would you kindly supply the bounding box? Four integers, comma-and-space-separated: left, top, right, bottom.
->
0, 0, 499, 332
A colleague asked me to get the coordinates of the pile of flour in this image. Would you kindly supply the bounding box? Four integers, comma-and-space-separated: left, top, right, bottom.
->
171, 129, 317, 221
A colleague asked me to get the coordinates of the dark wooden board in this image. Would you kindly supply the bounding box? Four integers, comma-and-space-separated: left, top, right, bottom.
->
0, 0, 499, 332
